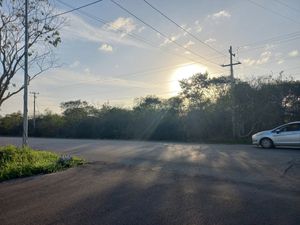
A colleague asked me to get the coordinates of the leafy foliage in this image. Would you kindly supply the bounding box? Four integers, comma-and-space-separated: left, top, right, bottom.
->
0, 74, 299, 142
0, 145, 84, 181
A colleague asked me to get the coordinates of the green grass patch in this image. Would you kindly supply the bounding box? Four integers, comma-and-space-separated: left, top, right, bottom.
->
0, 145, 84, 181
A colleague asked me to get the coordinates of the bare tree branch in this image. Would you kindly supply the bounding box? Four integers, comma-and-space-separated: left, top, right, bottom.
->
0, 0, 64, 107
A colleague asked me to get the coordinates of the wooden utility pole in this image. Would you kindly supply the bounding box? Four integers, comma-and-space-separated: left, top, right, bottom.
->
23, 0, 29, 147
30, 92, 39, 129
221, 46, 241, 139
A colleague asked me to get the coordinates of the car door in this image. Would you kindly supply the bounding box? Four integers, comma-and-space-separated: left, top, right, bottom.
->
272, 123, 300, 146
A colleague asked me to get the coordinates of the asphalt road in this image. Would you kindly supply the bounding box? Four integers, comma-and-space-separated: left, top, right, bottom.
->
0, 137, 299, 225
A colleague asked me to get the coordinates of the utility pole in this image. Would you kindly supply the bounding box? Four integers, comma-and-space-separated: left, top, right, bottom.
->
30, 92, 39, 129
221, 46, 241, 139
23, 0, 29, 147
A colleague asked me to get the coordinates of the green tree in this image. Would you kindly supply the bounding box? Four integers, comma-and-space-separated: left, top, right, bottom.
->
34, 111, 65, 137
0, 112, 22, 135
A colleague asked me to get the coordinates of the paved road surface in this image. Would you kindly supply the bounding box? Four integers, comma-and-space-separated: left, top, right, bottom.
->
0, 137, 299, 225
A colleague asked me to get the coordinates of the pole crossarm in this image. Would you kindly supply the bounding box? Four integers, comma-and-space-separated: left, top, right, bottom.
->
221, 62, 242, 67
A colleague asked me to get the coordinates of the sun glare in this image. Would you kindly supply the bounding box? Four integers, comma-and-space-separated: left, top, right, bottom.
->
170, 63, 207, 94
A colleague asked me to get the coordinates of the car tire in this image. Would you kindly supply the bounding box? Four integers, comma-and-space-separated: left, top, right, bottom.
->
260, 138, 273, 149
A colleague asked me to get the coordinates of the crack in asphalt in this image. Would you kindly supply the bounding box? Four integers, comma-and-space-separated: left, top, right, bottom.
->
282, 159, 300, 176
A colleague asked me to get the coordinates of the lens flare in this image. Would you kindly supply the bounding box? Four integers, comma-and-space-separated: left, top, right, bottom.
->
170, 64, 207, 94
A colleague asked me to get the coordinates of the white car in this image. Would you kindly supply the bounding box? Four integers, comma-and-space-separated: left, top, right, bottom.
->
252, 121, 300, 148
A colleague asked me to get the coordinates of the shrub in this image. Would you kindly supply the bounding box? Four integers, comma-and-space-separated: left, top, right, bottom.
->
0, 145, 84, 181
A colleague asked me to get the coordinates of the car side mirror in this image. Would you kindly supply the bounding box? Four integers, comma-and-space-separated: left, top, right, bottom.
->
275, 129, 281, 134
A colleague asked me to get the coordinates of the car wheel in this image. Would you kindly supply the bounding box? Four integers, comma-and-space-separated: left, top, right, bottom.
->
260, 138, 273, 149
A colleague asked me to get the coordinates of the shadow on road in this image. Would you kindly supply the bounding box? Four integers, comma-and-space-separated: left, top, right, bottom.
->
0, 138, 300, 225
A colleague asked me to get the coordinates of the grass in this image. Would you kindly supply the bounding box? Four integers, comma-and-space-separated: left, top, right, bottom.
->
0, 145, 84, 181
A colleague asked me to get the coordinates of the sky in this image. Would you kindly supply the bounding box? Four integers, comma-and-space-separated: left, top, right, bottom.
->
1, 0, 300, 115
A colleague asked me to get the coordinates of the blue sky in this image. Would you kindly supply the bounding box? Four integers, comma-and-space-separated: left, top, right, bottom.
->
2, 0, 300, 115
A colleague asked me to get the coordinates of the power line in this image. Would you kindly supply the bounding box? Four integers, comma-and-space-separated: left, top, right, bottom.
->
110, 0, 222, 67
238, 35, 300, 53
48, 60, 224, 92
51, 0, 104, 18
51, 0, 298, 95
246, 0, 300, 25
142, 0, 227, 58
272, 0, 300, 14
238, 30, 300, 48
236, 55, 300, 77
56, 0, 225, 72
50, 0, 299, 77
207, 31, 300, 61
256, 54, 300, 67
50, 0, 300, 58
56, 0, 157, 48
49, 35, 298, 91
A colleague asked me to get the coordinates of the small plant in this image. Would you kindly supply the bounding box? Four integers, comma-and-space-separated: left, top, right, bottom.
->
0, 145, 84, 181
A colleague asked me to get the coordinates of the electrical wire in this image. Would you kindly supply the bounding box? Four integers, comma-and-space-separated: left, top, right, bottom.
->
56, 0, 225, 73
49, 0, 300, 100
51, 0, 104, 18
142, 0, 227, 58
272, 0, 300, 14
246, 0, 300, 25
110, 0, 222, 67
238, 31, 300, 48
239, 35, 300, 53
49, 61, 224, 92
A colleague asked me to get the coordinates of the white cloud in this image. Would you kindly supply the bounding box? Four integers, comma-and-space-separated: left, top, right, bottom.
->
84, 68, 90, 74
257, 51, 272, 64
34, 68, 158, 91
204, 38, 216, 44
61, 14, 142, 47
209, 10, 231, 19
24, 67, 160, 114
69, 60, 80, 68
195, 26, 202, 33
138, 26, 145, 33
264, 44, 276, 50
277, 59, 284, 65
99, 43, 113, 53
242, 51, 272, 66
160, 35, 179, 46
181, 24, 192, 36
183, 41, 195, 48
288, 50, 299, 57
243, 58, 256, 66
106, 17, 136, 34
194, 20, 202, 33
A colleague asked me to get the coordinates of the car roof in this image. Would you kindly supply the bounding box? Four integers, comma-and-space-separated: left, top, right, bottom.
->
274, 121, 300, 129
287, 121, 300, 124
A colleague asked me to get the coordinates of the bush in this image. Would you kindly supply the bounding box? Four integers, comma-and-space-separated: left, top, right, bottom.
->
0, 145, 84, 181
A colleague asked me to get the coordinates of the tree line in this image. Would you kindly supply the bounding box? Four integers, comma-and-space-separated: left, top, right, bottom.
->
1, 73, 300, 143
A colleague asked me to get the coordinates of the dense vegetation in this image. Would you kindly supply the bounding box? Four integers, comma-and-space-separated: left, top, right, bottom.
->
0, 145, 84, 181
0, 74, 299, 143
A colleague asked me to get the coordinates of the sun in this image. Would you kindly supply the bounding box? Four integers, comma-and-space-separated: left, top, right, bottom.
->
170, 63, 207, 94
